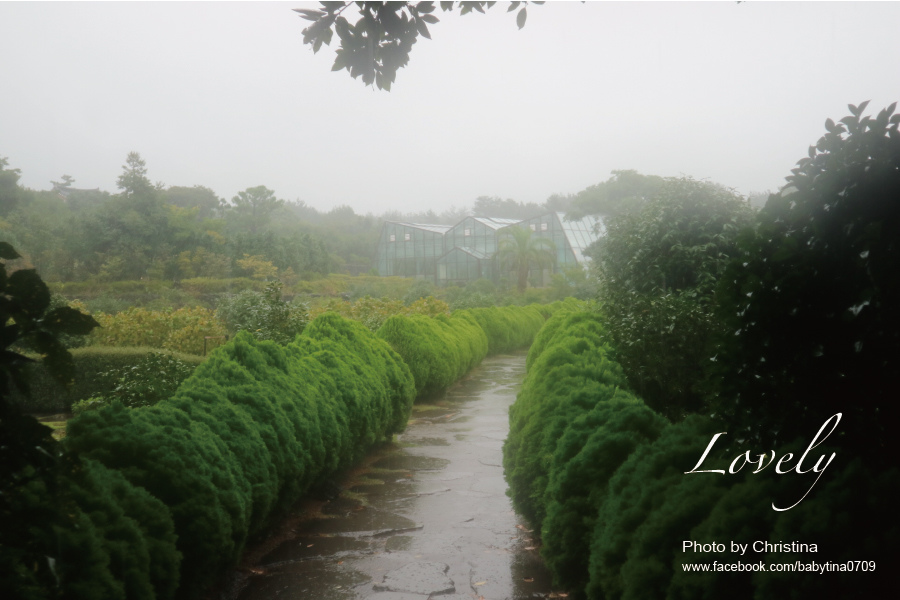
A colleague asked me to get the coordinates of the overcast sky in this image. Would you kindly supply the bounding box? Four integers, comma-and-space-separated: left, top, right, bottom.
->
1, 1, 898, 215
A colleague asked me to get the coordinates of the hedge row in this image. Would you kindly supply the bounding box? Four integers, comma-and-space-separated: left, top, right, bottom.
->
461, 305, 547, 354
12, 347, 205, 413
376, 301, 580, 399
504, 311, 894, 599
376, 312, 488, 398
62, 313, 415, 600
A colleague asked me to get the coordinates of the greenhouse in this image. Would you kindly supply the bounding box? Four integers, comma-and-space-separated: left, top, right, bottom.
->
374, 212, 603, 285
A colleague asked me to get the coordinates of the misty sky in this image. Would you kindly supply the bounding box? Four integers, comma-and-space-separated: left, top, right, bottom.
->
2, 1, 898, 215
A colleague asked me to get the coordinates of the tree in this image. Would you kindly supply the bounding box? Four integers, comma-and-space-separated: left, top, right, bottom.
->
163, 185, 223, 220
50, 174, 75, 192
295, 1, 543, 90
567, 169, 666, 220
472, 195, 545, 220
495, 225, 556, 292
592, 177, 755, 419
216, 280, 308, 345
0, 156, 24, 218
228, 185, 285, 235
711, 101, 900, 453
116, 151, 154, 198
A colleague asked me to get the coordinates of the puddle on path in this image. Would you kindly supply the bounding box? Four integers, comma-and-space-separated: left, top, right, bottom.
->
226, 352, 560, 600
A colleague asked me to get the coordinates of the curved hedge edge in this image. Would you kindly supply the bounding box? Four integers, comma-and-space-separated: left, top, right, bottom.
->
62, 313, 414, 599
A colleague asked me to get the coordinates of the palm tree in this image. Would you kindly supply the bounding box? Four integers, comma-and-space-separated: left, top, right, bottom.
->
496, 226, 556, 292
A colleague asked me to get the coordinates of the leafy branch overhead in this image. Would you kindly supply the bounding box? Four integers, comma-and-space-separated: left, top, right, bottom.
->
295, 1, 543, 90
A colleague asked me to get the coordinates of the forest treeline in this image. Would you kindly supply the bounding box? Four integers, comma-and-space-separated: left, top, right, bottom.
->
0, 152, 585, 284
2, 150, 763, 290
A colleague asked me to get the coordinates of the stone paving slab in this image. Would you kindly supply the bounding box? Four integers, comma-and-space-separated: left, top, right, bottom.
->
372, 561, 455, 596
364, 593, 429, 600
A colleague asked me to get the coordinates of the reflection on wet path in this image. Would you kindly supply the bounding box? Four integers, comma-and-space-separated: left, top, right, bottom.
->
227, 352, 556, 600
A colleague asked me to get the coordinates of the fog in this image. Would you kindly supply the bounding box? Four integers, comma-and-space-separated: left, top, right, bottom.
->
1, 1, 898, 214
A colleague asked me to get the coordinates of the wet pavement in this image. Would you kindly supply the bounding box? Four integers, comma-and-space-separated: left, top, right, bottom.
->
226, 352, 561, 600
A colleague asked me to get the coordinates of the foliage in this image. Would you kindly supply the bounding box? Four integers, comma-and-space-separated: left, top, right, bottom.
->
376, 311, 488, 398
215, 280, 307, 345
55, 457, 181, 600
0, 243, 98, 600
227, 186, 284, 235
504, 310, 670, 594
472, 195, 546, 220
46, 295, 92, 349
64, 313, 414, 599
116, 152, 155, 198
401, 278, 434, 304
505, 311, 622, 526
89, 305, 227, 355
496, 225, 556, 293
567, 169, 666, 220
235, 254, 278, 280
311, 294, 449, 332
1, 156, 24, 217
506, 301, 896, 599
711, 102, 900, 452
296, 1, 543, 90
1, 243, 99, 394
460, 304, 545, 354
443, 278, 497, 310
592, 177, 755, 420
549, 265, 597, 301
11, 347, 204, 414
586, 415, 731, 600
72, 352, 197, 415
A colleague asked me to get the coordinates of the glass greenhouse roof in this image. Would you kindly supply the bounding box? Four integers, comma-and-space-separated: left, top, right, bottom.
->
557, 212, 604, 263
471, 217, 521, 230
387, 222, 452, 235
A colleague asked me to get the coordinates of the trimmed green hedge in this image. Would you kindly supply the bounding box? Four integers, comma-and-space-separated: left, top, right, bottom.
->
376, 303, 564, 400
506, 310, 894, 599
459, 305, 545, 354
504, 310, 669, 595
63, 313, 414, 599
13, 347, 205, 413
376, 312, 488, 399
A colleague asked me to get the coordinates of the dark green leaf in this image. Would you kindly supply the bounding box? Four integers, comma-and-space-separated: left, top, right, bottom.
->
293, 8, 324, 21
7, 270, 51, 318
41, 307, 99, 336
0, 242, 20, 260
416, 17, 431, 39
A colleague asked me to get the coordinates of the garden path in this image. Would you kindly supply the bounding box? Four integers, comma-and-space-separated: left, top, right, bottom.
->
224, 351, 557, 600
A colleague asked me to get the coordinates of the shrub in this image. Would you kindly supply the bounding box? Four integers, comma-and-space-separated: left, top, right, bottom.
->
376, 312, 487, 399
215, 280, 307, 345
587, 415, 730, 600
11, 347, 205, 413
64, 313, 414, 598
461, 305, 545, 354
592, 177, 755, 420
72, 352, 197, 414
89, 306, 227, 355
711, 102, 900, 452
504, 311, 624, 527
402, 279, 434, 304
